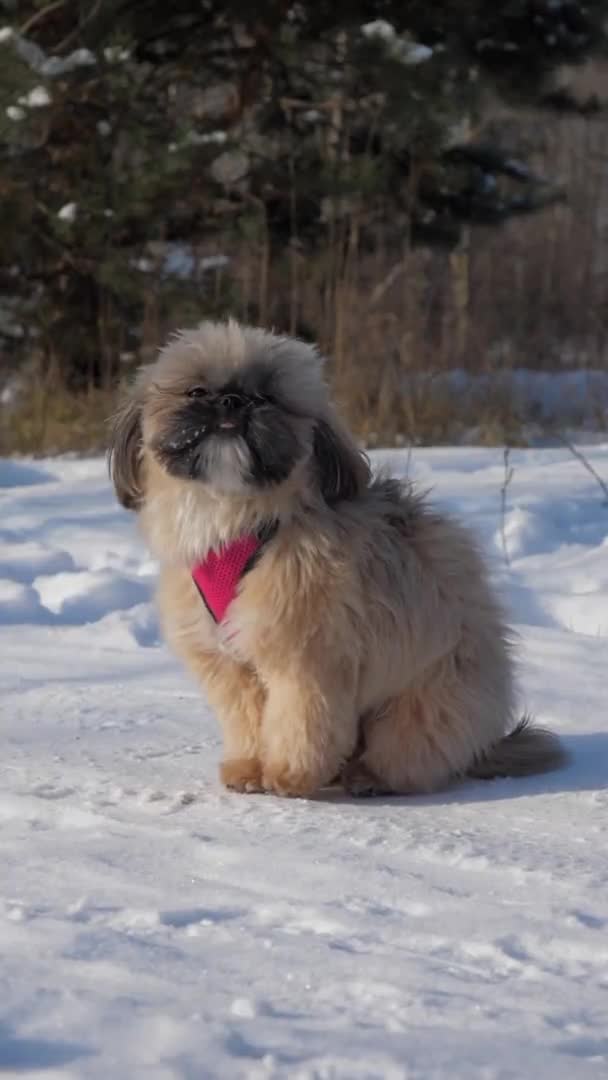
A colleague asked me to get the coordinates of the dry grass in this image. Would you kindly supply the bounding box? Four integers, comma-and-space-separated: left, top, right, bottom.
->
1, 381, 117, 456
2, 359, 604, 458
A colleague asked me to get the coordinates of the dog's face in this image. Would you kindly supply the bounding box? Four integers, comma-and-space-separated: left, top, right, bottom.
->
147, 355, 310, 495
109, 320, 369, 515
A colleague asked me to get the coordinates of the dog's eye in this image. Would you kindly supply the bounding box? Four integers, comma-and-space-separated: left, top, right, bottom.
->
187, 386, 208, 399
250, 392, 272, 407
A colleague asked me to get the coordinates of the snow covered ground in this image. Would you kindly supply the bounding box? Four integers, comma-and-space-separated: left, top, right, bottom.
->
1, 447, 607, 1080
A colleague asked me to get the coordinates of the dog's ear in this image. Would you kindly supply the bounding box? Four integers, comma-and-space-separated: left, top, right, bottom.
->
312, 418, 370, 504
108, 390, 144, 510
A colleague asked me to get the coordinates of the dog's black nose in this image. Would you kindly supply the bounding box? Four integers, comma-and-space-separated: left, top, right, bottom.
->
214, 391, 248, 432
217, 393, 246, 411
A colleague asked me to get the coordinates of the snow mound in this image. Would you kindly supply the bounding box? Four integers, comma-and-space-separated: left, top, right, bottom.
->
35, 568, 150, 623
0, 459, 54, 487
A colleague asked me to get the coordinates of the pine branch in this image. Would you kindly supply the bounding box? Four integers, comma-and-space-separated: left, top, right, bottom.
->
20, 1, 67, 37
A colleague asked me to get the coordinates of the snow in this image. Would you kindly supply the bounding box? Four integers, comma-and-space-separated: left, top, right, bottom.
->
362, 20, 397, 43
405, 369, 608, 431
399, 43, 434, 66
1, 448, 608, 1079
361, 22, 433, 65
18, 85, 51, 108
1, 27, 96, 76
57, 203, 78, 223
162, 246, 196, 279
41, 48, 96, 76
133, 245, 231, 279
200, 255, 230, 272
190, 130, 228, 145
103, 46, 131, 63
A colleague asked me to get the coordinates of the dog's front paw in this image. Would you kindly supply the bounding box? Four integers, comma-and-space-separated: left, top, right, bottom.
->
341, 759, 392, 798
262, 762, 320, 798
220, 757, 264, 794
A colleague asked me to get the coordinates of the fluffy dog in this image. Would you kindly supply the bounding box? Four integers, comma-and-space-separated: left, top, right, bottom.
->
109, 320, 565, 797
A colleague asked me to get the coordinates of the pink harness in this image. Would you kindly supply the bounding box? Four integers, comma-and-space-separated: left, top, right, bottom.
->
192, 532, 266, 623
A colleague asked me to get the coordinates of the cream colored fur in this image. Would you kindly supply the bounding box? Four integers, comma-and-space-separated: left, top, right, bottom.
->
109, 319, 566, 797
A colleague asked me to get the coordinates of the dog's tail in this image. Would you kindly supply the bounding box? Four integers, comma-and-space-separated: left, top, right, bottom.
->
467, 715, 568, 780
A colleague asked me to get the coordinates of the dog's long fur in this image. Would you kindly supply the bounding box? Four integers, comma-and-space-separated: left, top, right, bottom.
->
108, 320, 566, 797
